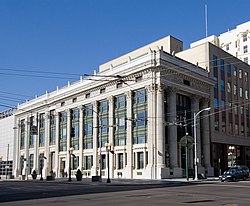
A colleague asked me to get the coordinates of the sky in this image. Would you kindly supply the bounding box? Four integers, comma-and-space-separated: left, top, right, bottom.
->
1, 0, 250, 112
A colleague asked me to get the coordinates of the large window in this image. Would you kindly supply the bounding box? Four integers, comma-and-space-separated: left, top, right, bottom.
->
39, 113, 45, 147
50, 110, 56, 145
114, 95, 127, 146
59, 112, 67, 151
71, 109, 79, 150
132, 89, 147, 145
84, 104, 93, 149
20, 120, 25, 149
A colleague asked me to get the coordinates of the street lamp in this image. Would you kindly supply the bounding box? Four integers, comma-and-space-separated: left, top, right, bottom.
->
193, 107, 211, 181
105, 143, 112, 183
39, 150, 46, 181
68, 147, 74, 181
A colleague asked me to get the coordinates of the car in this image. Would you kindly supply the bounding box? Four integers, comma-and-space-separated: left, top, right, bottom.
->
219, 166, 249, 182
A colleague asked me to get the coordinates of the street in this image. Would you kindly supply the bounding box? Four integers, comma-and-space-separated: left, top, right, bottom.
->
0, 179, 250, 205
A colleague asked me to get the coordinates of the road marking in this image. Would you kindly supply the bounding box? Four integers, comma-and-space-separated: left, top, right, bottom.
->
199, 183, 250, 188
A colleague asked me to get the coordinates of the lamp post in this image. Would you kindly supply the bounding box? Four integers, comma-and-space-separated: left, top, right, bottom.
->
105, 142, 112, 183
193, 107, 211, 181
68, 147, 74, 181
39, 150, 46, 181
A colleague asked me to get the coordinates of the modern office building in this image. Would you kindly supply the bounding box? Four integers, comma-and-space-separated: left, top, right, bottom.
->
191, 21, 250, 65
177, 41, 250, 176
13, 36, 214, 179
0, 109, 15, 179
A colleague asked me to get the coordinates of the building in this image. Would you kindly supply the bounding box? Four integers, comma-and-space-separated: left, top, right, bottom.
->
177, 41, 250, 175
0, 109, 15, 179
13, 36, 214, 180
191, 21, 250, 65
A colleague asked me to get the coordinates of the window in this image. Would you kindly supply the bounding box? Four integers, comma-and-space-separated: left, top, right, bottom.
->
227, 63, 231, 77
244, 57, 248, 64
85, 156, 93, 170
116, 116, 126, 131
116, 96, 126, 108
137, 152, 144, 169
246, 90, 249, 100
233, 66, 237, 76
234, 85, 237, 95
86, 105, 93, 116
235, 41, 238, 48
135, 112, 147, 127
214, 99, 218, 109
85, 122, 93, 135
240, 87, 243, 97
244, 45, 248, 53
100, 101, 108, 113
239, 69, 242, 79
227, 82, 231, 93
226, 44, 229, 51
72, 97, 77, 103
221, 100, 225, 109
220, 59, 225, 70
243, 34, 247, 42
61, 102, 65, 106
134, 89, 146, 104
101, 154, 106, 169
101, 118, 108, 133
245, 72, 248, 82
118, 153, 124, 169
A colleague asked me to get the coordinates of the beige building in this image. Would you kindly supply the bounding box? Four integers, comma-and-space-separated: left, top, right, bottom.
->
13, 36, 214, 180
177, 42, 250, 175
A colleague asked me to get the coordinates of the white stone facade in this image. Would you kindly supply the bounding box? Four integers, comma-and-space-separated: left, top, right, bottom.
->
13, 36, 214, 180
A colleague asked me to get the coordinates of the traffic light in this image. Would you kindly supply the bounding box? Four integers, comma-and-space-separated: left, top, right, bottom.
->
71, 127, 75, 137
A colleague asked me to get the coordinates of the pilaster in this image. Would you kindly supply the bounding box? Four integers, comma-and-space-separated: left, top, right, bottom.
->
125, 90, 133, 178
167, 87, 178, 168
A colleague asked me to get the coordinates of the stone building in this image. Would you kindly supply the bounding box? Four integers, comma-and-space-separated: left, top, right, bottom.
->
13, 36, 214, 179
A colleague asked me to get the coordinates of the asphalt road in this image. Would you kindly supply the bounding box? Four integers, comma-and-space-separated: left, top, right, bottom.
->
0, 179, 250, 206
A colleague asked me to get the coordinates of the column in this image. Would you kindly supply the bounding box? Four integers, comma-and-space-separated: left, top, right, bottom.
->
78, 106, 84, 171
24, 116, 29, 179
192, 96, 202, 167
108, 96, 114, 178
54, 112, 60, 177
146, 84, 156, 179
156, 84, 165, 168
125, 91, 133, 178
34, 113, 39, 173
44, 111, 50, 176
167, 88, 178, 168
202, 99, 211, 167
66, 109, 71, 172
92, 101, 98, 176
13, 118, 20, 177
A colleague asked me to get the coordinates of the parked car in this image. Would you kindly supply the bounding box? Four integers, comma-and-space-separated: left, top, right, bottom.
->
219, 166, 249, 182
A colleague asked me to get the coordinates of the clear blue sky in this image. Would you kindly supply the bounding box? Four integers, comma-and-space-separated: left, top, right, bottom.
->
1, 0, 250, 111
